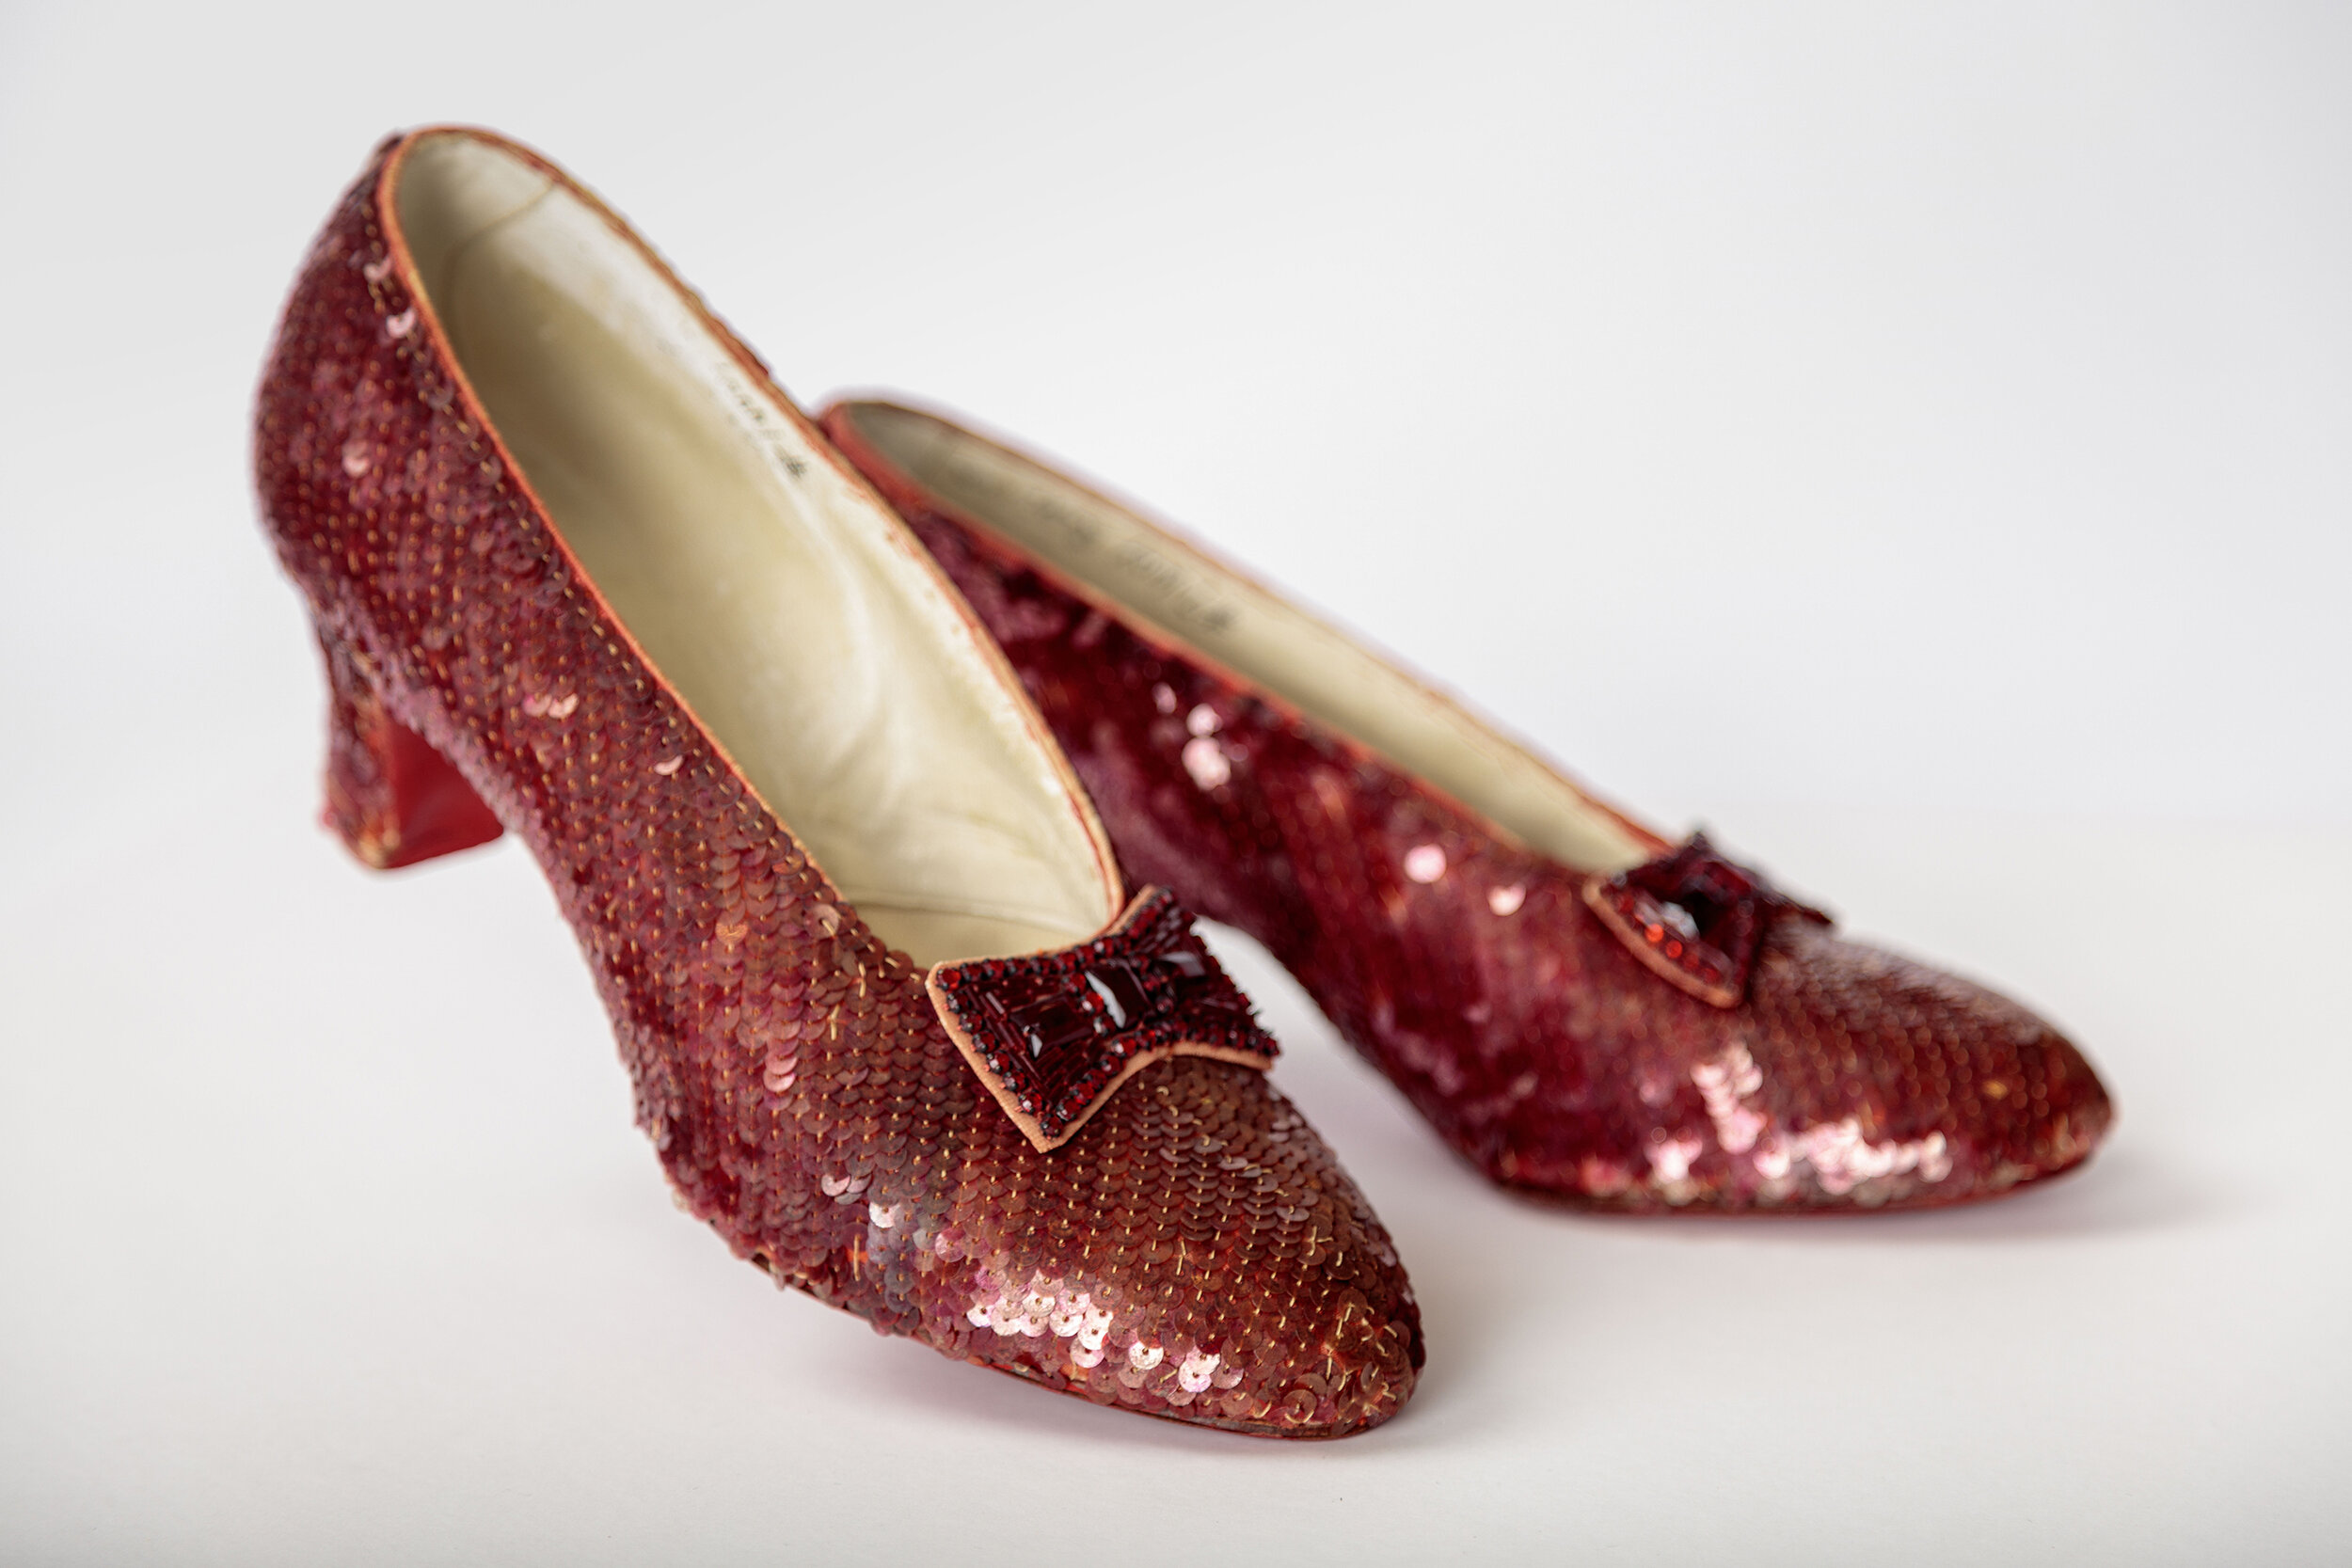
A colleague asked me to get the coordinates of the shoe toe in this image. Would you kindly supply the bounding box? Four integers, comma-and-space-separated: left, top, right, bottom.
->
911, 1056, 1420, 1436
1735, 922, 2115, 1208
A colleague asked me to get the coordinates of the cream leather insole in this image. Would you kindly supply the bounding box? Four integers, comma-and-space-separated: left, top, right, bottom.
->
392, 136, 1115, 966
834, 404, 1655, 876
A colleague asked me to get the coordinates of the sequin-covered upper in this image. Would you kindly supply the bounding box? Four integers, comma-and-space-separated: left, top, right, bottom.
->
823, 404, 2115, 1212
253, 130, 1420, 1435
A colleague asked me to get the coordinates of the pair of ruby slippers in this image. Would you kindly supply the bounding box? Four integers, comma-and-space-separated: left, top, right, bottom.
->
256, 128, 2113, 1438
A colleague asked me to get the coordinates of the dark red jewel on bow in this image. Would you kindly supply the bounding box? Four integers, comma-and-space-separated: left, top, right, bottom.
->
1581, 833, 1831, 1008
929, 887, 1278, 1150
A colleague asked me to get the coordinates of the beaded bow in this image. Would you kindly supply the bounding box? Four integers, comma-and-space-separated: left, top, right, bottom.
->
1581, 833, 1831, 1008
928, 887, 1278, 1151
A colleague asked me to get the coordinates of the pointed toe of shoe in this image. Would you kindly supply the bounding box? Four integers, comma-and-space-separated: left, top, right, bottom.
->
1725, 924, 2116, 1211
1476, 915, 2116, 1213
916, 1057, 1420, 1437
1901, 983, 2115, 1203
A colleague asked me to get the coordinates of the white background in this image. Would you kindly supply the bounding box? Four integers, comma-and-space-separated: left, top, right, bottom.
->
3, 3, 2347, 1562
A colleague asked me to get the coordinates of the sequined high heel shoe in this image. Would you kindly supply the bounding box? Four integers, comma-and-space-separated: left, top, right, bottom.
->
254, 128, 1420, 1434
819, 400, 2116, 1212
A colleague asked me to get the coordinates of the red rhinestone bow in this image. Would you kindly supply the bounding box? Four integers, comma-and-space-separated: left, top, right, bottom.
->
927, 887, 1278, 1151
1581, 833, 1831, 1008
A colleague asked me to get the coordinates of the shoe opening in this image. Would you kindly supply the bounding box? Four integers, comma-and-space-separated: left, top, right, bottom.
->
831, 401, 1655, 876
389, 132, 1120, 966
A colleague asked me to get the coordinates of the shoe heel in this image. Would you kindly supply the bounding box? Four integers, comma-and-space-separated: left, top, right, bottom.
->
316, 628, 503, 869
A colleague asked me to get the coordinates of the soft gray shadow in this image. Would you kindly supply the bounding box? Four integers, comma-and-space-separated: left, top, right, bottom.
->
757, 1136, 2227, 1456
1804, 1140, 2247, 1245
1496, 1134, 2241, 1245
822, 1329, 1422, 1457
1358, 1133, 2248, 1444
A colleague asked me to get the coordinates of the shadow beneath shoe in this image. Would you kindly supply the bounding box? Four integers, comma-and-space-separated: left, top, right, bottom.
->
819, 916, 2230, 1455
1327, 1132, 2255, 1450
1490, 1136, 2241, 1247
1807, 1141, 2242, 1245
783, 1133, 2244, 1460
827, 1329, 1407, 1455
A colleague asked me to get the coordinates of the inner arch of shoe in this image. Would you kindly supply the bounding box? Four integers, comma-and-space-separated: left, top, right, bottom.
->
391, 132, 1118, 966
833, 402, 1656, 876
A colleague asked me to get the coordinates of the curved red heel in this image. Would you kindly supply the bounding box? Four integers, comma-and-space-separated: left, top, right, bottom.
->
318, 627, 503, 869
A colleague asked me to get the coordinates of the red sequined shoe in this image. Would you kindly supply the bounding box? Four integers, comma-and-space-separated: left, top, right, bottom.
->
819, 401, 2116, 1212
254, 127, 1421, 1435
